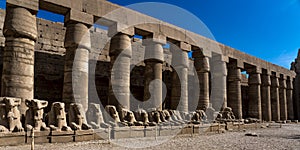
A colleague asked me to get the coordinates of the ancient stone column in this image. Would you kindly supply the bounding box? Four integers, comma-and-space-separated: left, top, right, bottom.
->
210, 53, 227, 112
279, 75, 287, 121
227, 61, 243, 119
170, 43, 189, 112
193, 50, 210, 111
261, 72, 272, 122
108, 33, 132, 111
63, 23, 91, 112
143, 39, 165, 111
286, 77, 294, 120
271, 74, 280, 121
2, 4, 38, 114
248, 70, 262, 120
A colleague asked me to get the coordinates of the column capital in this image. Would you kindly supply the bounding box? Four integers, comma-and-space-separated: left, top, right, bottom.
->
271, 75, 280, 87
64, 22, 91, 51
279, 76, 287, 89
7, 0, 39, 12
143, 38, 164, 63
108, 23, 135, 37
170, 44, 189, 68
248, 73, 261, 85
261, 73, 271, 86
194, 55, 210, 72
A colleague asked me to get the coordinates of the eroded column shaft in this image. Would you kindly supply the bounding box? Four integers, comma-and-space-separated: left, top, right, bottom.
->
193, 53, 210, 111
2, 7, 37, 114
248, 72, 262, 120
109, 33, 132, 111
286, 79, 294, 120
63, 23, 90, 112
210, 55, 227, 112
170, 47, 189, 112
143, 41, 164, 111
271, 75, 280, 121
261, 73, 272, 122
227, 64, 243, 119
279, 77, 287, 121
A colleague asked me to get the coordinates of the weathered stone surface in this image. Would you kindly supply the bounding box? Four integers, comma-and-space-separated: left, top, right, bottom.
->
271, 74, 280, 121
68, 103, 91, 130
7, 0, 39, 12
227, 60, 243, 120
143, 40, 164, 111
261, 71, 272, 122
194, 54, 210, 111
210, 53, 227, 112
170, 44, 189, 112
2, 7, 36, 115
108, 33, 132, 111
47, 102, 72, 131
248, 71, 262, 120
25, 99, 49, 131
0, 97, 24, 132
279, 75, 287, 121
63, 22, 90, 112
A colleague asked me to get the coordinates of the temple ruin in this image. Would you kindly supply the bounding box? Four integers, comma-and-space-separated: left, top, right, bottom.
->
0, 0, 298, 146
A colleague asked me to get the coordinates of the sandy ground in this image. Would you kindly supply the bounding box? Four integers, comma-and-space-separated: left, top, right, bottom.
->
1, 123, 300, 150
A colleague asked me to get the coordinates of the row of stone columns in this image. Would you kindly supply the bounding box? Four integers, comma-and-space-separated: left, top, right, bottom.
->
2, 2, 296, 122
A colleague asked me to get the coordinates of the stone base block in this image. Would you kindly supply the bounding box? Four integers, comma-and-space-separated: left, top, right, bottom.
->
93, 128, 110, 140
180, 126, 193, 135
25, 131, 50, 144
74, 130, 94, 142
0, 132, 25, 146
49, 131, 74, 143
208, 123, 226, 132
111, 127, 131, 139
128, 127, 145, 138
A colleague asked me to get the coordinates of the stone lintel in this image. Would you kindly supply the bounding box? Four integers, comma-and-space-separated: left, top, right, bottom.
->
247, 67, 262, 74
65, 9, 94, 27
7, 0, 39, 12
179, 42, 191, 52
142, 36, 167, 46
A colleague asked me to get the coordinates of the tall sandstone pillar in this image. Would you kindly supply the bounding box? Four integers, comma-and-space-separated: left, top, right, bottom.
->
261, 71, 272, 122
193, 50, 210, 111
2, 1, 38, 114
286, 77, 294, 120
170, 42, 190, 112
271, 74, 280, 121
227, 60, 243, 119
210, 53, 227, 111
143, 39, 165, 111
248, 69, 262, 120
108, 33, 132, 111
63, 10, 93, 112
279, 75, 287, 121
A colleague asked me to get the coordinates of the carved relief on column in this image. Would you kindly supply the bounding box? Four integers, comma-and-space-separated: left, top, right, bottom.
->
286, 77, 294, 120
247, 68, 262, 120
2, 4, 38, 115
227, 60, 243, 120
108, 33, 132, 111
261, 70, 272, 122
143, 39, 165, 111
193, 50, 210, 111
279, 75, 287, 121
170, 42, 190, 112
271, 73, 280, 121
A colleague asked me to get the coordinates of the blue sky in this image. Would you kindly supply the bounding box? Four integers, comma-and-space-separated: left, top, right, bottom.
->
0, 0, 299, 69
